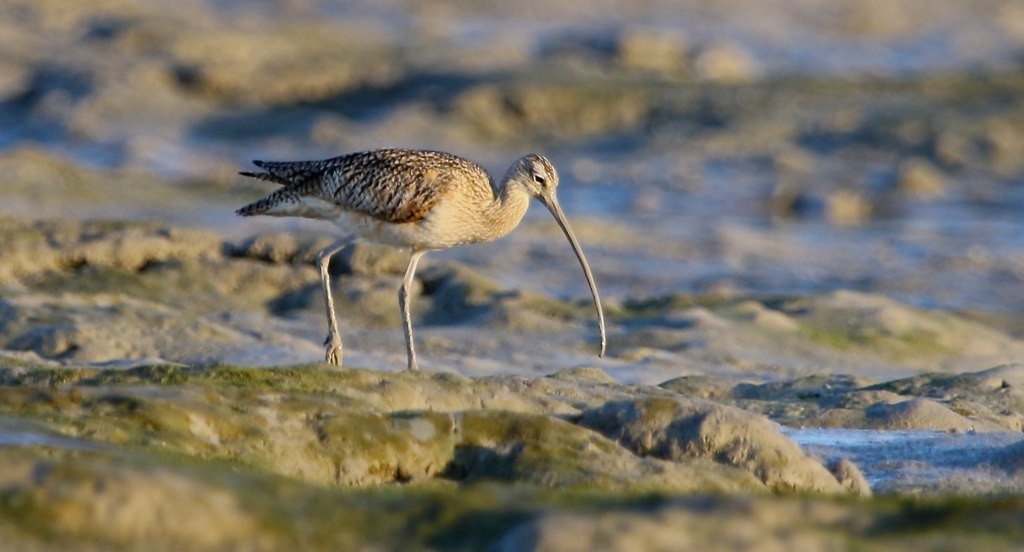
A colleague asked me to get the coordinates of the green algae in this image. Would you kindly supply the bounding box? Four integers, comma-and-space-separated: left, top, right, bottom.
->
2, 441, 1024, 551
793, 316, 960, 365
452, 410, 626, 487
1, 363, 1024, 549
0, 366, 86, 388
0, 443, 675, 552
0, 364, 766, 493
617, 293, 730, 319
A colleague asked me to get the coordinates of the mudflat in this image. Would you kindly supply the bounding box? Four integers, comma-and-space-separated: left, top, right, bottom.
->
2, 0, 1024, 549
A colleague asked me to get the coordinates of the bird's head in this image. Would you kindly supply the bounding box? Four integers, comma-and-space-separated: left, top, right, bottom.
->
507, 153, 560, 202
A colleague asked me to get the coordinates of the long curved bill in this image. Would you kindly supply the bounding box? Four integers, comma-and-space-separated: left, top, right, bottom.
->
539, 191, 607, 357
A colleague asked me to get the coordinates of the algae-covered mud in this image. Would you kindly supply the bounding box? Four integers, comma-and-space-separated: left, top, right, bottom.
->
2, 362, 1024, 550
2, 0, 1024, 550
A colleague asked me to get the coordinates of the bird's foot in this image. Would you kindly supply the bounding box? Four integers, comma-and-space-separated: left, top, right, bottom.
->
323, 333, 343, 366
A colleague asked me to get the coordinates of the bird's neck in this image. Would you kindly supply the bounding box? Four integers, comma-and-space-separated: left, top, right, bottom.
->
482, 179, 530, 240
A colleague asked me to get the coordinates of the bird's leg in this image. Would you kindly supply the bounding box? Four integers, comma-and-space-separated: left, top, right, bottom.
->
316, 238, 354, 366
398, 250, 426, 371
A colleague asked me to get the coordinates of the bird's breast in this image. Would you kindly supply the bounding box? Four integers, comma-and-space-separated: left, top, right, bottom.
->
416, 188, 530, 248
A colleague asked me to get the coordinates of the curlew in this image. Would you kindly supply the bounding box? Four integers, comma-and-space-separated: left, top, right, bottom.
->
236, 148, 606, 371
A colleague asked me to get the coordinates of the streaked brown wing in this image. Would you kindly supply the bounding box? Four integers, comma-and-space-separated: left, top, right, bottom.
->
249, 149, 489, 224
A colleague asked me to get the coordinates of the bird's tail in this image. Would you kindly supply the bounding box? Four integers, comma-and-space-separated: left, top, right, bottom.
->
235, 187, 300, 217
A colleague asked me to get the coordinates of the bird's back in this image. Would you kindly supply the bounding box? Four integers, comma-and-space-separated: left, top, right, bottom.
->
237, 149, 496, 224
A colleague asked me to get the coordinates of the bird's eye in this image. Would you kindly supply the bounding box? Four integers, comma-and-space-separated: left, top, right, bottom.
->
533, 174, 547, 186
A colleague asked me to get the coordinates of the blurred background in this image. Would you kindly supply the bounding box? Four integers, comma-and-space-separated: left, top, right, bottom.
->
3, 0, 1024, 329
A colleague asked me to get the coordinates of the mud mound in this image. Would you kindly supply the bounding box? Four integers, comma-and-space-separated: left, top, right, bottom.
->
579, 397, 845, 493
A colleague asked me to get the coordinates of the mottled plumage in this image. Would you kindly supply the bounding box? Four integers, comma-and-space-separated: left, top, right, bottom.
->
236, 148, 605, 370
238, 149, 492, 224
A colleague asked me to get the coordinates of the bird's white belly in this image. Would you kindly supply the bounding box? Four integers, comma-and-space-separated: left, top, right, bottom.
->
329, 211, 423, 248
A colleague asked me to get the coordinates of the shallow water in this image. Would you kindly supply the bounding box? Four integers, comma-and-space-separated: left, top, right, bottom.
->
0, 431, 86, 449
785, 427, 1024, 494
0, 421, 98, 451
